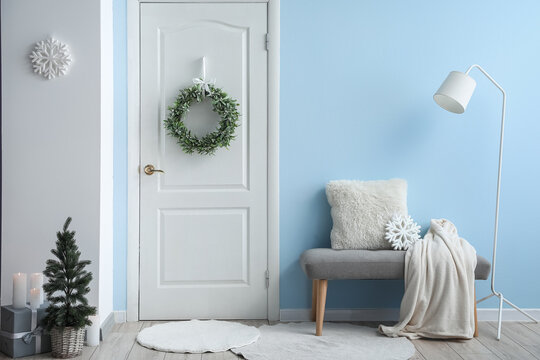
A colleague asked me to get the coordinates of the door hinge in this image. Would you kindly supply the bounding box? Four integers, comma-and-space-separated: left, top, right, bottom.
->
265, 34, 269, 51
265, 270, 270, 288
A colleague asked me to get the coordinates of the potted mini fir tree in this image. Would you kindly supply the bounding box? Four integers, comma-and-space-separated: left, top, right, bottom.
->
43, 217, 97, 358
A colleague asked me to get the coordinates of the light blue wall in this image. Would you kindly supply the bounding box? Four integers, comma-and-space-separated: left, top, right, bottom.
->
279, 0, 540, 310
113, 0, 127, 311
113, 0, 540, 311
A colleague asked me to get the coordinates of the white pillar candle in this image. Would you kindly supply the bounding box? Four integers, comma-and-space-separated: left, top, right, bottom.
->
13, 273, 27, 309
29, 288, 40, 310
30, 273, 44, 304
85, 315, 100, 346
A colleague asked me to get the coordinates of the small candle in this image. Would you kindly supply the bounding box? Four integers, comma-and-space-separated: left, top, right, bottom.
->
30, 273, 44, 304
86, 315, 100, 346
30, 288, 40, 310
13, 273, 27, 309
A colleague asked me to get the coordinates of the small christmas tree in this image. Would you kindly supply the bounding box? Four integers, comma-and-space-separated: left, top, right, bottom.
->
43, 217, 96, 330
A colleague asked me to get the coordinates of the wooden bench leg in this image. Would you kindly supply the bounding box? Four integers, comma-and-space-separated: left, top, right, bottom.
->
316, 279, 328, 336
474, 286, 479, 337
311, 280, 319, 322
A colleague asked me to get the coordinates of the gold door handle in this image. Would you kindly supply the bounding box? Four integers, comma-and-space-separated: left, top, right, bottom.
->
144, 164, 165, 175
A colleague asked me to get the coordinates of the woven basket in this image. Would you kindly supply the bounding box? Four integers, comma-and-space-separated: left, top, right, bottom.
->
50, 327, 85, 358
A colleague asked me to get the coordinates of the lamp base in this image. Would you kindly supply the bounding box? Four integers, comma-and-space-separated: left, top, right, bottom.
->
477, 292, 538, 340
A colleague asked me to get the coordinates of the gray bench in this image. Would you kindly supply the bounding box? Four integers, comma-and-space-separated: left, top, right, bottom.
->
300, 248, 491, 336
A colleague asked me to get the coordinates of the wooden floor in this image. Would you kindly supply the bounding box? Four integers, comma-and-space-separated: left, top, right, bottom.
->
2, 321, 540, 360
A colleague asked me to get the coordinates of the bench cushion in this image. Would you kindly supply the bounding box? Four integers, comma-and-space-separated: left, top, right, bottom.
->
300, 248, 491, 280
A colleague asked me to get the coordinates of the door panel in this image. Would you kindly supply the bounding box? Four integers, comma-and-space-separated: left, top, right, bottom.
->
158, 22, 249, 190
159, 208, 248, 284
140, 3, 268, 320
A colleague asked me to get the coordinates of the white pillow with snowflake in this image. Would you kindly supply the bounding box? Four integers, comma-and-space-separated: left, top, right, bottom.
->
385, 214, 421, 250
326, 179, 408, 249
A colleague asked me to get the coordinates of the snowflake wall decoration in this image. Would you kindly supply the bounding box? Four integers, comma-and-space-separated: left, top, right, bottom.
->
385, 214, 421, 251
29, 38, 72, 79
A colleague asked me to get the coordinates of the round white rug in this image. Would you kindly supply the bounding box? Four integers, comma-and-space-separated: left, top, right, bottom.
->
231, 322, 415, 360
137, 320, 260, 353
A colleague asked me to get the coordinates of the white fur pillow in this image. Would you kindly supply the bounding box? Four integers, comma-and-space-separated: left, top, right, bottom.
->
326, 179, 408, 250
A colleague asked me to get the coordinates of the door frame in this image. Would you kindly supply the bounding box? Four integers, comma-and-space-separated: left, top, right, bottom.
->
126, 0, 280, 321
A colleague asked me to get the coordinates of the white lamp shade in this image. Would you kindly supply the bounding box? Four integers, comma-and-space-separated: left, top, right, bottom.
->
433, 71, 476, 114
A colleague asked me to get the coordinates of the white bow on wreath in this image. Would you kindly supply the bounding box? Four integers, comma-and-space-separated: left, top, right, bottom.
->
192, 56, 215, 97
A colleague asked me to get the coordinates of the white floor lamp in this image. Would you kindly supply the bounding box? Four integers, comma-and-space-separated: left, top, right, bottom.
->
433, 64, 538, 340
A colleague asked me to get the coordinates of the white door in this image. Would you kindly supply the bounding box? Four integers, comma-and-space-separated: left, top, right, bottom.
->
139, 3, 268, 320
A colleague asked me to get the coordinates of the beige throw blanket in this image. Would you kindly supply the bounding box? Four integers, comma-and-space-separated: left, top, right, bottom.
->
379, 219, 477, 339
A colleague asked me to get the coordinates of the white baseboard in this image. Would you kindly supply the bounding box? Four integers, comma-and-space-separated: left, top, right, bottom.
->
280, 308, 400, 322
280, 308, 540, 322
477, 308, 540, 321
100, 312, 115, 340
109, 308, 539, 323
114, 310, 127, 323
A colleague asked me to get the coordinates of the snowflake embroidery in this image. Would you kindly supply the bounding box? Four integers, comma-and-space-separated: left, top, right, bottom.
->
29, 38, 72, 79
385, 214, 421, 250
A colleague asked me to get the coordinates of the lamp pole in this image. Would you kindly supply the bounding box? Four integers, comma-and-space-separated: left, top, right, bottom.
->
460, 65, 537, 340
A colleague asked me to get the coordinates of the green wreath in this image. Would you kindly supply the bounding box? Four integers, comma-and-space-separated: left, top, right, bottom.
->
164, 83, 240, 155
